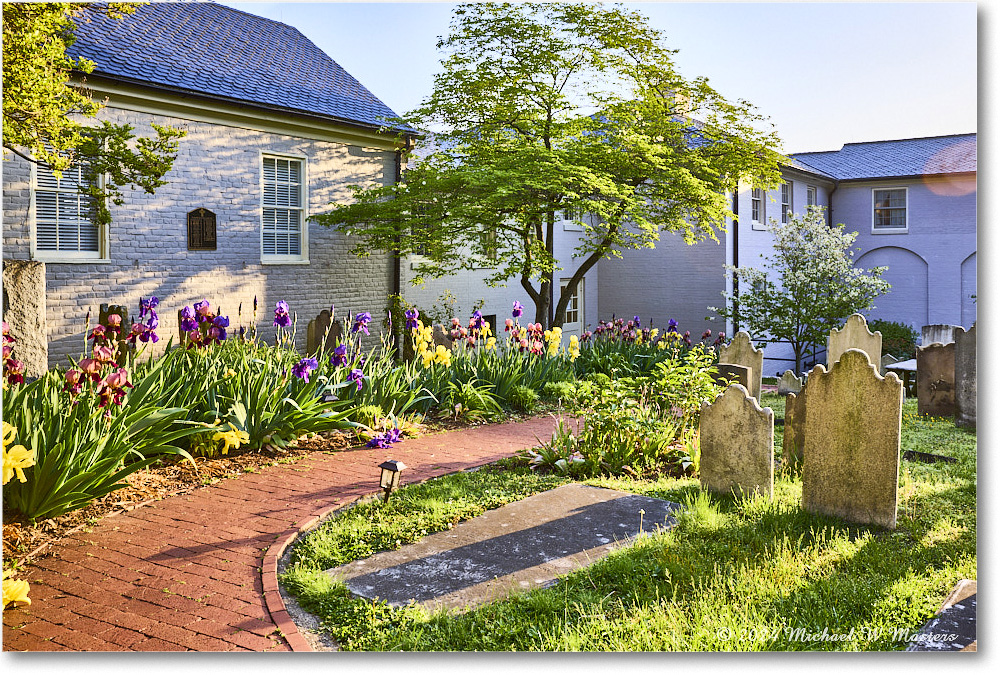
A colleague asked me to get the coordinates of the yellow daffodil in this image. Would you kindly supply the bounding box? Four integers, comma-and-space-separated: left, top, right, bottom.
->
212, 423, 249, 456
2, 568, 31, 610
2, 424, 35, 485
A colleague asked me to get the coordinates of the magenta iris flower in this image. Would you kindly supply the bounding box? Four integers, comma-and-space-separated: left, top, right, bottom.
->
292, 357, 319, 382
273, 300, 292, 328
330, 344, 348, 368
512, 301, 523, 318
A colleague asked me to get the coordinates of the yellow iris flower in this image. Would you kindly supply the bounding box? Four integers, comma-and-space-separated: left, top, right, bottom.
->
2, 568, 31, 610
212, 424, 249, 455
2, 422, 35, 485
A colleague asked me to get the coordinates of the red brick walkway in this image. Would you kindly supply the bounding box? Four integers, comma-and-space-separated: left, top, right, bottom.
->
2, 416, 561, 652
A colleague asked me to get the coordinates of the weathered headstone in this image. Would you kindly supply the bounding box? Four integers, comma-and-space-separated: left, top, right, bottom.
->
776, 370, 803, 395
432, 324, 453, 349
827, 313, 882, 367
1, 259, 47, 377
719, 331, 763, 400
954, 324, 976, 428
99, 303, 132, 362
880, 353, 900, 376
921, 324, 960, 346
306, 309, 343, 354
700, 384, 774, 499
802, 349, 904, 529
917, 342, 956, 417
712, 363, 750, 391
783, 385, 807, 464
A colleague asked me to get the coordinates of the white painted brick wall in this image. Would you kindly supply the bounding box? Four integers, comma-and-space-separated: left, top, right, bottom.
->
2, 107, 396, 367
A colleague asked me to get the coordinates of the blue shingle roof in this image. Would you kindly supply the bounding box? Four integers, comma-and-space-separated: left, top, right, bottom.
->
790, 134, 976, 181
67, 2, 409, 133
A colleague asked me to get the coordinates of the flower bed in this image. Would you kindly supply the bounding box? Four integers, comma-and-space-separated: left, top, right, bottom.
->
2, 296, 723, 611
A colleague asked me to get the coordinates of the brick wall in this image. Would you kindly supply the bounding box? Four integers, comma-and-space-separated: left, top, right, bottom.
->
1, 107, 396, 368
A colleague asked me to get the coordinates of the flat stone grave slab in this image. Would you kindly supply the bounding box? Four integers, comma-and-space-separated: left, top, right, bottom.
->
324, 484, 680, 612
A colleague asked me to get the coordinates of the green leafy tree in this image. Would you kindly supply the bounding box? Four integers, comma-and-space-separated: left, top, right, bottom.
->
712, 208, 891, 374
313, 2, 783, 328
2, 2, 184, 226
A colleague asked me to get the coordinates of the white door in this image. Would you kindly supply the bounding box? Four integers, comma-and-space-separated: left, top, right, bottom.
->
559, 278, 584, 342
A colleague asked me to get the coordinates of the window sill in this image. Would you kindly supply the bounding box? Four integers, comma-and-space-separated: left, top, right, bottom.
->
32, 255, 110, 264
750, 221, 767, 231
261, 258, 310, 265
871, 228, 908, 235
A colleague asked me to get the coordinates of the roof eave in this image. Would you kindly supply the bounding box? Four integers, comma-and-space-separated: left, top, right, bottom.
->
836, 170, 977, 183
75, 71, 418, 139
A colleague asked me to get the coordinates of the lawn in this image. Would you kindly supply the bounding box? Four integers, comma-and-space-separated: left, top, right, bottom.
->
281, 395, 976, 651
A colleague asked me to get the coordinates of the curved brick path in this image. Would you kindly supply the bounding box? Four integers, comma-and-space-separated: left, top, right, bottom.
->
2, 416, 562, 652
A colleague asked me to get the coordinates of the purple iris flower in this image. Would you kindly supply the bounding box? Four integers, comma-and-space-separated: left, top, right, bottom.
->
349, 368, 364, 391
405, 308, 419, 331
471, 310, 484, 331
273, 301, 291, 328
667, 318, 678, 333
214, 315, 230, 328
330, 344, 348, 368
292, 357, 319, 383
633, 316, 641, 327
352, 312, 372, 335
512, 301, 523, 318
180, 306, 198, 332
139, 296, 159, 319
365, 427, 404, 448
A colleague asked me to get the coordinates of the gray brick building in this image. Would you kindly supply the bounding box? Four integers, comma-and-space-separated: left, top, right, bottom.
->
2, 3, 412, 367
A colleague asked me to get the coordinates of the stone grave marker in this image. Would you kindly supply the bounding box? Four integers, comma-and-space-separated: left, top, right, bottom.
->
783, 384, 807, 464
802, 349, 904, 529
827, 313, 882, 367
921, 324, 960, 346
719, 331, 763, 400
325, 484, 680, 612
699, 384, 774, 499
880, 353, 900, 376
712, 363, 750, 391
2, 259, 47, 378
917, 342, 956, 417
306, 309, 343, 354
955, 324, 976, 428
776, 370, 803, 395
99, 302, 133, 362
432, 324, 453, 349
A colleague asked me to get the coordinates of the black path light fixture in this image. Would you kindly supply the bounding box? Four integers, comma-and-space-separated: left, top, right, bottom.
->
378, 460, 407, 502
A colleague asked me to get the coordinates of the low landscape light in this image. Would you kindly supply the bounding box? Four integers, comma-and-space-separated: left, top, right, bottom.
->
378, 460, 406, 502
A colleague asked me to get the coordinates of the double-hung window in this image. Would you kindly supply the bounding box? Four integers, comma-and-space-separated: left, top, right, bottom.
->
751, 187, 765, 230
34, 159, 104, 260
806, 185, 818, 208
262, 155, 307, 262
780, 181, 792, 223
873, 188, 907, 232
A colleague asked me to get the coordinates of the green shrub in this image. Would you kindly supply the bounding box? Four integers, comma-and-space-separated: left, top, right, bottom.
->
506, 384, 539, 412
541, 380, 577, 402
868, 319, 918, 359
524, 417, 583, 475
352, 404, 385, 427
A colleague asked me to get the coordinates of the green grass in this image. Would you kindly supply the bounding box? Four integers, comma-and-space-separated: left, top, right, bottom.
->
281, 400, 976, 651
